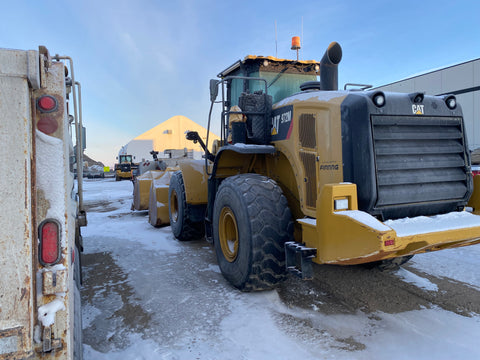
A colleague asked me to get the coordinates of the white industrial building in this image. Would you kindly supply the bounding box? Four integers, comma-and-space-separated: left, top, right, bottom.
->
376, 58, 480, 156
118, 115, 219, 163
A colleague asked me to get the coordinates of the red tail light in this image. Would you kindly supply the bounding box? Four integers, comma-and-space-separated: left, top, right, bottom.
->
36, 94, 59, 134
36, 117, 59, 134
39, 219, 61, 265
37, 95, 58, 112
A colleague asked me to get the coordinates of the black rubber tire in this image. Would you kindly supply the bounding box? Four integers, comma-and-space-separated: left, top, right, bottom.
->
213, 174, 293, 291
368, 255, 414, 271
168, 171, 205, 241
115, 175, 120, 181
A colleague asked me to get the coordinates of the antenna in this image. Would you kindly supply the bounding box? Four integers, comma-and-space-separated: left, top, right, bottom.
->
275, 20, 278, 58
301, 17, 303, 59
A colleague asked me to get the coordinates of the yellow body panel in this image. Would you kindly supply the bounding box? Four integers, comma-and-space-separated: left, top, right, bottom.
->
300, 183, 480, 265
270, 94, 347, 218
116, 170, 132, 179
179, 160, 208, 204
468, 175, 480, 214
133, 170, 172, 210
145, 168, 177, 226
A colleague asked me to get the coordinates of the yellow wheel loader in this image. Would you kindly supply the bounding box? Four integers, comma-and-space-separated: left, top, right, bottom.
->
169, 42, 480, 291
114, 154, 138, 181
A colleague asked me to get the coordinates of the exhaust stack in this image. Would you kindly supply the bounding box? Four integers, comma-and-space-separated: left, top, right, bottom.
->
320, 42, 342, 91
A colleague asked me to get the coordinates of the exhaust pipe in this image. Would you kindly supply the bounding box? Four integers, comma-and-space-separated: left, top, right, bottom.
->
320, 42, 342, 91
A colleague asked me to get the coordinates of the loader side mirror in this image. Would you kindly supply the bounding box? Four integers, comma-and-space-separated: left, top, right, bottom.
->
210, 79, 219, 102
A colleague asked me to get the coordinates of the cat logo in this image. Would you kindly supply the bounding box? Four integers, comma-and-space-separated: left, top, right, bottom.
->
412, 104, 425, 115
271, 107, 292, 139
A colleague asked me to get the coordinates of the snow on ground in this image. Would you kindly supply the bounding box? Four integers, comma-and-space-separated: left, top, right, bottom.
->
82, 179, 180, 255
81, 178, 480, 360
394, 268, 439, 291
408, 246, 480, 290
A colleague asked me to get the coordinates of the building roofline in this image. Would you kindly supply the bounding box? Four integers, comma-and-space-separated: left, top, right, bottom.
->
379, 57, 480, 88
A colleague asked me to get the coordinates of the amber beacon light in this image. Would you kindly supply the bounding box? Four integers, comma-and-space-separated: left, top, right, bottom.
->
291, 36, 301, 61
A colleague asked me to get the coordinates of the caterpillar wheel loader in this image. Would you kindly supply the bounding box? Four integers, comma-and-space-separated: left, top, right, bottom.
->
114, 154, 138, 181
168, 41, 480, 291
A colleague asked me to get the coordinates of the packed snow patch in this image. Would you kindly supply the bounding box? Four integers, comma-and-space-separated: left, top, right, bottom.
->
335, 210, 391, 232
385, 211, 480, 237
38, 298, 65, 327
395, 268, 438, 291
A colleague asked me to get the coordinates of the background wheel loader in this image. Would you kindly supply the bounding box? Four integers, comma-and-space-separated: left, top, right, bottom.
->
114, 154, 138, 181
168, 40, 480, 291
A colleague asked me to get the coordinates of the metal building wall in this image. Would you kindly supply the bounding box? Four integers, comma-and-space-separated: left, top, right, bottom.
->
376, 59, 480, 151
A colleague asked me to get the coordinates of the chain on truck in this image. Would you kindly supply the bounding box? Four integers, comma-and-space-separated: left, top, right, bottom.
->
0, 46, 86, 359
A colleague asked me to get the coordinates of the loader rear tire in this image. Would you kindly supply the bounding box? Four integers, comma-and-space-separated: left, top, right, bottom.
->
168, 171, 205, 241
213, 174, 293, 291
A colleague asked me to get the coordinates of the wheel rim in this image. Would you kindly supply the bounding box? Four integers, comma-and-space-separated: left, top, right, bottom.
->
170, 189, 179, 222
219, 207, 239, 262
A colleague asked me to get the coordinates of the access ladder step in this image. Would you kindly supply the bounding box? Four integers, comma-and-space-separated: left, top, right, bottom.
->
285, 241, 317, 280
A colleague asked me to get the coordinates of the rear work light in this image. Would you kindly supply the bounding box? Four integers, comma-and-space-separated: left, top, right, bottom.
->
372, 92, 386, 107
37, 95, 58, 113
334, 198, 349, 211
39, 219, 61, 266
445, 95, 457, 110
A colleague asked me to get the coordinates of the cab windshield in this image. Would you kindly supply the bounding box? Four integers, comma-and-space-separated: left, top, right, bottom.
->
230, 71, 317, 105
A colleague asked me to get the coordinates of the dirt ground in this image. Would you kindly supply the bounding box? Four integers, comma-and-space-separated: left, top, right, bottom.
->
80, 181, 480, 357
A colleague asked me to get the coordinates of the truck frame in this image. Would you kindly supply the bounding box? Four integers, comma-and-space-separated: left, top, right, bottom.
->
0, 46, 85, 358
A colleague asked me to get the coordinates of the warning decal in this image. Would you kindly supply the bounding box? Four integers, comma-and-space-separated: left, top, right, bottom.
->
271, 105, 293, 141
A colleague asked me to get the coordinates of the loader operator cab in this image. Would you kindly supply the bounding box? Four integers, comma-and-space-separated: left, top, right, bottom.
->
119, 155, 133, 163
202, 56, 322, 154
218, 56, 320, 105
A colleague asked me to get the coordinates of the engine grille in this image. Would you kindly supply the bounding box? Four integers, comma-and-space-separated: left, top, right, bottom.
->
300, 152, 317, 208
299, 113, 316, 149
371, 115, 469, 208
120, 164, 131, 172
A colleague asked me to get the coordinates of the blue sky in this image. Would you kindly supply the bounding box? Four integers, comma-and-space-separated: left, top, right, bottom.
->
2, 0, 479, 166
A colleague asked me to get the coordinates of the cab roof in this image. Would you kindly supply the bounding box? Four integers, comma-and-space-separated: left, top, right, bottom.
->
217, 55, 320, 78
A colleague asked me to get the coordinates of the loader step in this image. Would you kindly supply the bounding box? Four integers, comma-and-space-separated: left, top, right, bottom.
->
285, 241, 317, 280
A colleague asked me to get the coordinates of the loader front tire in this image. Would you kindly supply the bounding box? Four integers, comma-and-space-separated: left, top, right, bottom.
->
213, 174, 293, 291
168, 171, 204, 241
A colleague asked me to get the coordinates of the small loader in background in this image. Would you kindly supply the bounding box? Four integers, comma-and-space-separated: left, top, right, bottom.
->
114, 154, 138, 181
168, 40, 480, 291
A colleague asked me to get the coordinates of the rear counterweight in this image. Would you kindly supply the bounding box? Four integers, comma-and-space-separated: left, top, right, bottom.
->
341, 92, 472, 220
